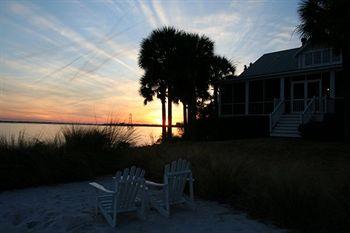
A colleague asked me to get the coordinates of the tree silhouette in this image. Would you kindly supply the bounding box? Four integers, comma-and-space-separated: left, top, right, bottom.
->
138, 27, 180, 140
139, 27, 236, 140
139, 70, 167, 141
171, 32, 215, 138
297, 0, 350, 138
210, 55, 236, 117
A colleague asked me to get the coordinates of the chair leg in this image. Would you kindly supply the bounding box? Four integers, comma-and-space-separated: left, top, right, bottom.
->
95, 195, 99, 216
138, 191, 147, 220
164, 186, 170, 217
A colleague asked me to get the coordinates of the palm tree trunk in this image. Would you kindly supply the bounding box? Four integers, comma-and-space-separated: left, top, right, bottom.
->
343, 46, 350, 140
167, 89, 172, 140
187, 96, 197, 140
161, 97, 166, 142
182, 102, 187, 137
213, 84, 218, 117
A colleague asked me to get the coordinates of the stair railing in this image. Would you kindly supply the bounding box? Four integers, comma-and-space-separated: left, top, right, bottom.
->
301, 96, 316, 124
269, 98, 285, 132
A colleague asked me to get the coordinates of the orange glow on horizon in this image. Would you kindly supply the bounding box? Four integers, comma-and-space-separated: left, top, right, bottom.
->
0, 102, 183, 125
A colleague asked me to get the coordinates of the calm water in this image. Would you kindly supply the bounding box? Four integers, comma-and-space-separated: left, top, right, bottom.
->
0, 123, 180, 146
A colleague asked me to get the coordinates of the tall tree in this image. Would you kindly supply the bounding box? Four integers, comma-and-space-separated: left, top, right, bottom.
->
172, 32, 215, 138
210, 56, 236, 117
138, 27, 179, 141
139, 70, 167, 141
139, 27, 235, 140
195, 56, 236, 120
297, 0, 350, 139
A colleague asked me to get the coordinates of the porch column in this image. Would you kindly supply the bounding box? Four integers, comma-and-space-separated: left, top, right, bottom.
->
304, 75, 307, 108
245, 80, 249, 115
330, 71, 335, 98
280, 77, 285, 100
329, 71, 336, 113
218, 86, 221, 117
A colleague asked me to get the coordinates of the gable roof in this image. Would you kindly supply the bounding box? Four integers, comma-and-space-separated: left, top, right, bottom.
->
240, 48, 300, 78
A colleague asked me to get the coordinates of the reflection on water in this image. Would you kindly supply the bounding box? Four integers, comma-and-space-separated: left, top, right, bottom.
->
0, 123, 180, 146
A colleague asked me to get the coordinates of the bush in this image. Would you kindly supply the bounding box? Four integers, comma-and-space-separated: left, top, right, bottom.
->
299, 114, 343, 140
124, 139, 350, 233
0, 125, 137, 190
188, 116, 269, 140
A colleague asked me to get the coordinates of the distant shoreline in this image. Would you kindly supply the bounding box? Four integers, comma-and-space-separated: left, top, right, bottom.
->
0, 120, 183, 128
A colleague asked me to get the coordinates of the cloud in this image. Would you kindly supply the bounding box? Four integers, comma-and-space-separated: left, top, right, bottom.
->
151, 0, 169, 26
138, 0, 158, 28
1, 0, 301, 123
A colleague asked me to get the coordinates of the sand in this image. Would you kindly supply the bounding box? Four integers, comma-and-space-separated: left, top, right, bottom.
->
0, 177, 288, 233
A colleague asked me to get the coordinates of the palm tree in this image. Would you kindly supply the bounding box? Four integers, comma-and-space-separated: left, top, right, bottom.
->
171, 32, 215, 138
297, 0, 350, 138
210, 56, 236, 116
139, 27, 235, 140
139, 70, 167, 141
138, 27, 180, 141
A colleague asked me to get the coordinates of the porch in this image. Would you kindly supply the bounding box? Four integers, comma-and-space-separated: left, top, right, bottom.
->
218, 70, 342, 137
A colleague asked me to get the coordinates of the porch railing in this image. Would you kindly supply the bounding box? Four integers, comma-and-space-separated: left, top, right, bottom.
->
269, 98, 285, 132
301, 96, 316, 124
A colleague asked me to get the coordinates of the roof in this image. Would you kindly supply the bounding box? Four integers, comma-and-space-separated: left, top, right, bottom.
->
240, 48, 300, 78
216, 44, 342, 84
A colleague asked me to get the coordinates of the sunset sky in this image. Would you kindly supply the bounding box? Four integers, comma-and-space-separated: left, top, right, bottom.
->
0, 0, 301, 124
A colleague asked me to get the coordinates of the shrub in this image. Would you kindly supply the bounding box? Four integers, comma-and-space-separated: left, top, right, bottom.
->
124, 139, 350, 233
0, 125, 137, 190
299, 114, 343, 140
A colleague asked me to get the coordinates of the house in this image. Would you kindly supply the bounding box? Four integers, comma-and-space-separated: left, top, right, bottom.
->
217, 40, 344, 138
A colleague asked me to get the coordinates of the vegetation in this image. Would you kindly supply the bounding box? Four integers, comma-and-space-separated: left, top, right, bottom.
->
299, 114, 344, 140
138, 27, 235, 140
297, 0, 350, 138
124, 139, 350, 233
0, 125, 137, 190
1, 134, 349, 233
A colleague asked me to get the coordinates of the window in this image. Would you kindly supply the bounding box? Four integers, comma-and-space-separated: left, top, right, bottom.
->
322, 49, 330, 63
233, 82, 245, 103
305, 53, 312, 66
220, 84, 232, 103
221, 104, 232, 115
304, 48, 340, 66
332, 49, 341, 62
313, 51, 322, 64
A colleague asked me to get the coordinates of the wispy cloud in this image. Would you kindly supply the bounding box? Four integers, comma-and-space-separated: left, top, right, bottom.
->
0, 0, 300, 123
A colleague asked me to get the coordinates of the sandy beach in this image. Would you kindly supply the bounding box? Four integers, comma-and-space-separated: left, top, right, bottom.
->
0, 177, 287, 233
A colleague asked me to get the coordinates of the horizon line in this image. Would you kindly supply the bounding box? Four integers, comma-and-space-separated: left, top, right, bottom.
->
0, 120, 184, 128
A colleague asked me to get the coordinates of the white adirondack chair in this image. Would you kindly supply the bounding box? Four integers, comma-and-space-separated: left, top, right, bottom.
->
89, 166, 146, 227
146, 159, 195, 217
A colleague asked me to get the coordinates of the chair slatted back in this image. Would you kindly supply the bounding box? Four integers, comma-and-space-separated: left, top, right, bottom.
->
114, 166, 145, 211
164, 159, 191, 202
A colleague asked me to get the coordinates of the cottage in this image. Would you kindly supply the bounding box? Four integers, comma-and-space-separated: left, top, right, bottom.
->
217, 40, 344, 137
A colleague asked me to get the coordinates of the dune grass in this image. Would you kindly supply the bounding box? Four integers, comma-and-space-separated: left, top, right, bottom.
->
0, 125, 137, 190
123, 139, 350, 233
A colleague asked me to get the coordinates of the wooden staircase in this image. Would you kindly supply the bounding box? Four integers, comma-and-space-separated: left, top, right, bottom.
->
270, 114, 301, 138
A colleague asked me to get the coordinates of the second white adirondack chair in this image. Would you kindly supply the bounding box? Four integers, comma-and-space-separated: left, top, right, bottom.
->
146, 159, 195, 217
89, 166, 147, 227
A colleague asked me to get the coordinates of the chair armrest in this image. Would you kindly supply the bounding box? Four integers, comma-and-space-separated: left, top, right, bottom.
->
89, 182, 114, 194
145, 180, 167, 187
